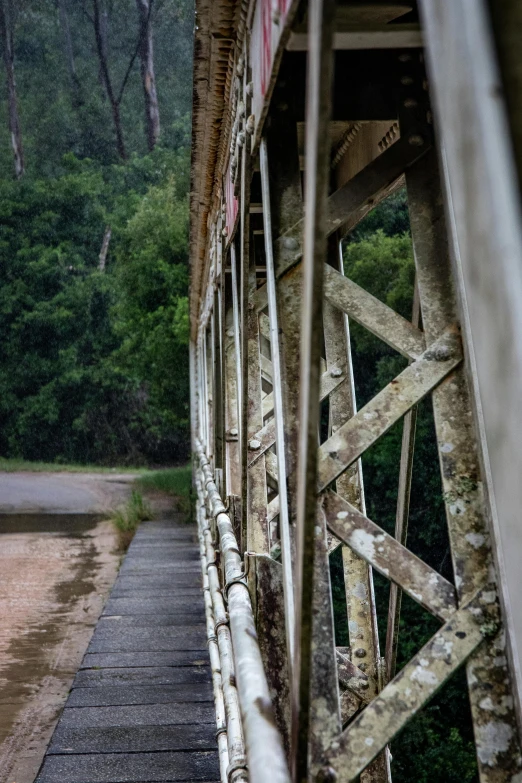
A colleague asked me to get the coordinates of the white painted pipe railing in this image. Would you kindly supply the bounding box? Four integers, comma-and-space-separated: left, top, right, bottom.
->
195, 440, 291, 783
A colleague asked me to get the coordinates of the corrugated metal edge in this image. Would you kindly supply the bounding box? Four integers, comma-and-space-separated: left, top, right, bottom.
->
190, 0, 241, 342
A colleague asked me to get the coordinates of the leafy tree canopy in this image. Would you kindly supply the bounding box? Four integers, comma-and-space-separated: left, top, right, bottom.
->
0, 1, 193, 464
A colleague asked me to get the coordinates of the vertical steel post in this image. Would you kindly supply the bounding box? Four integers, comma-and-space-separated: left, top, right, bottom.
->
292, 1, 338, 780
231, 243, 243, 467
324, 238, 390, 782
420, 0, 522, 722
406, 147, 522, 781
385, 284, 420, 683
260, 137, 295, 668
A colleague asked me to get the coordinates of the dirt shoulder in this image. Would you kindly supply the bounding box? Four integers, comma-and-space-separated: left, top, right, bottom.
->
0, 471, 141, 782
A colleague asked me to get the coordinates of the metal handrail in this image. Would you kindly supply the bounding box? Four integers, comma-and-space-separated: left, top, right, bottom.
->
195, 440, 291, 783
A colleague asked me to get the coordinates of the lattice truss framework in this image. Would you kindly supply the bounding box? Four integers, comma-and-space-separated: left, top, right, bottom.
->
193, 30, 522, 783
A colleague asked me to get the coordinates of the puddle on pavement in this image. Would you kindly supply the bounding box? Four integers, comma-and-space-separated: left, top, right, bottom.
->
0, 513, 120, 783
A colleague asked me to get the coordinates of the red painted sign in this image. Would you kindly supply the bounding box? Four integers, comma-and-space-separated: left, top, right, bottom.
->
251, 0, 296, 146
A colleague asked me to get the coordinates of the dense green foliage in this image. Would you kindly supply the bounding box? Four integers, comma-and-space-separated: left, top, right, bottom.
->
329, 193, 478, 782
0, 1, 193, 465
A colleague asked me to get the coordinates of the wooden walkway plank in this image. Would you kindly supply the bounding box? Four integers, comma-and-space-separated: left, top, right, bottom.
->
35, 517, 220, 783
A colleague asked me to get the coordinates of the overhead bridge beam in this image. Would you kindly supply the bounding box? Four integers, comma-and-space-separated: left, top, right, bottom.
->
287, 27, 423, 51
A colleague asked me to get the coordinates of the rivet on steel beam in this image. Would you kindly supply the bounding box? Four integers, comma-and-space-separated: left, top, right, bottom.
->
227, 329, 234, 337
330, 367, 343, 378
408, 134, 425, 147
354, 648, 367, 658
398, 53, 412, 62
246, 115, 255, 135
246, 81, 254, 97
432, 344, 453, 361
317, 766, 338, 783
236, 56, 244, 77
403, 97, 418, 108
229, 428, 238, 436
222, 228, 228, 237
401, 75, 414, 86
282, 236, 298, 250
249, 439, 261, 450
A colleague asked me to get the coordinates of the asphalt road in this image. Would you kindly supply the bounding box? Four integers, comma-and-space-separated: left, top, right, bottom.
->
0, 471, 137, 514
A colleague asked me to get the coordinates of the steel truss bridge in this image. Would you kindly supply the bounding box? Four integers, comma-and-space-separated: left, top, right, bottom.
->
190, 1, 522, 781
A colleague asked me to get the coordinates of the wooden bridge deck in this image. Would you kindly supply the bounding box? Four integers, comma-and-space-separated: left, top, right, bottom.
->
35, 516, 220, 783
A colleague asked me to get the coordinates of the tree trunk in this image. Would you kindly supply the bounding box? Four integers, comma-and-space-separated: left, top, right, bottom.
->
91, 0, 126, 159
135, 0, 160, 151
98, 226, 111, 272
0, 0, 24, 178
56, 0, 81, 104
98, 6, 108, 90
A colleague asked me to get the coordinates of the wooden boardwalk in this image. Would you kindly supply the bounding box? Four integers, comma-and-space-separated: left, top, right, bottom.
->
35, 516, 219, 783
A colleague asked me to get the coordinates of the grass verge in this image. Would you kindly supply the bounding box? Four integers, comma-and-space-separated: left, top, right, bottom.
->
0, 457, 146, 473
111, 489, 153, 550
136, 464, 193, 518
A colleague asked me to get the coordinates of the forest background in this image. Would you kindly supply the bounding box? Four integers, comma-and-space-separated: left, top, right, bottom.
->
0, 0, 192, 465
0, 2, 477, 780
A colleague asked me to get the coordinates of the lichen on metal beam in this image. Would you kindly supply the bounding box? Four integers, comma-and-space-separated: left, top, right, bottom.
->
318, 328, 463, 492
323, 489, 457, 621
323, 264, 425, 360
325, 589, 498, 781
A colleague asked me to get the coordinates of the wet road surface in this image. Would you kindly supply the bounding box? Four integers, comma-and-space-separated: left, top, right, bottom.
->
0, 471, 137, 514
0, 474, 128, 782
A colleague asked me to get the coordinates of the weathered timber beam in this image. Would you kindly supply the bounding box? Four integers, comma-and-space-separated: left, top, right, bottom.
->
324, 589, 497, 781
317, 328, 462, 492
323, 264, 425, 359
254, 135, 431, 312
323, 489, 457, 621
287, 27, 423, 52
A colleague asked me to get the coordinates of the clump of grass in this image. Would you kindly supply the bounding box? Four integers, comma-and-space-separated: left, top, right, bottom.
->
111, 489, 153, 549
136, 464, 193, 519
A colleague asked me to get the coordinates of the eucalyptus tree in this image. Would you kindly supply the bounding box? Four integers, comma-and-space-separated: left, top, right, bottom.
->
0, 0, 24, 177
136, 0, 160, 150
